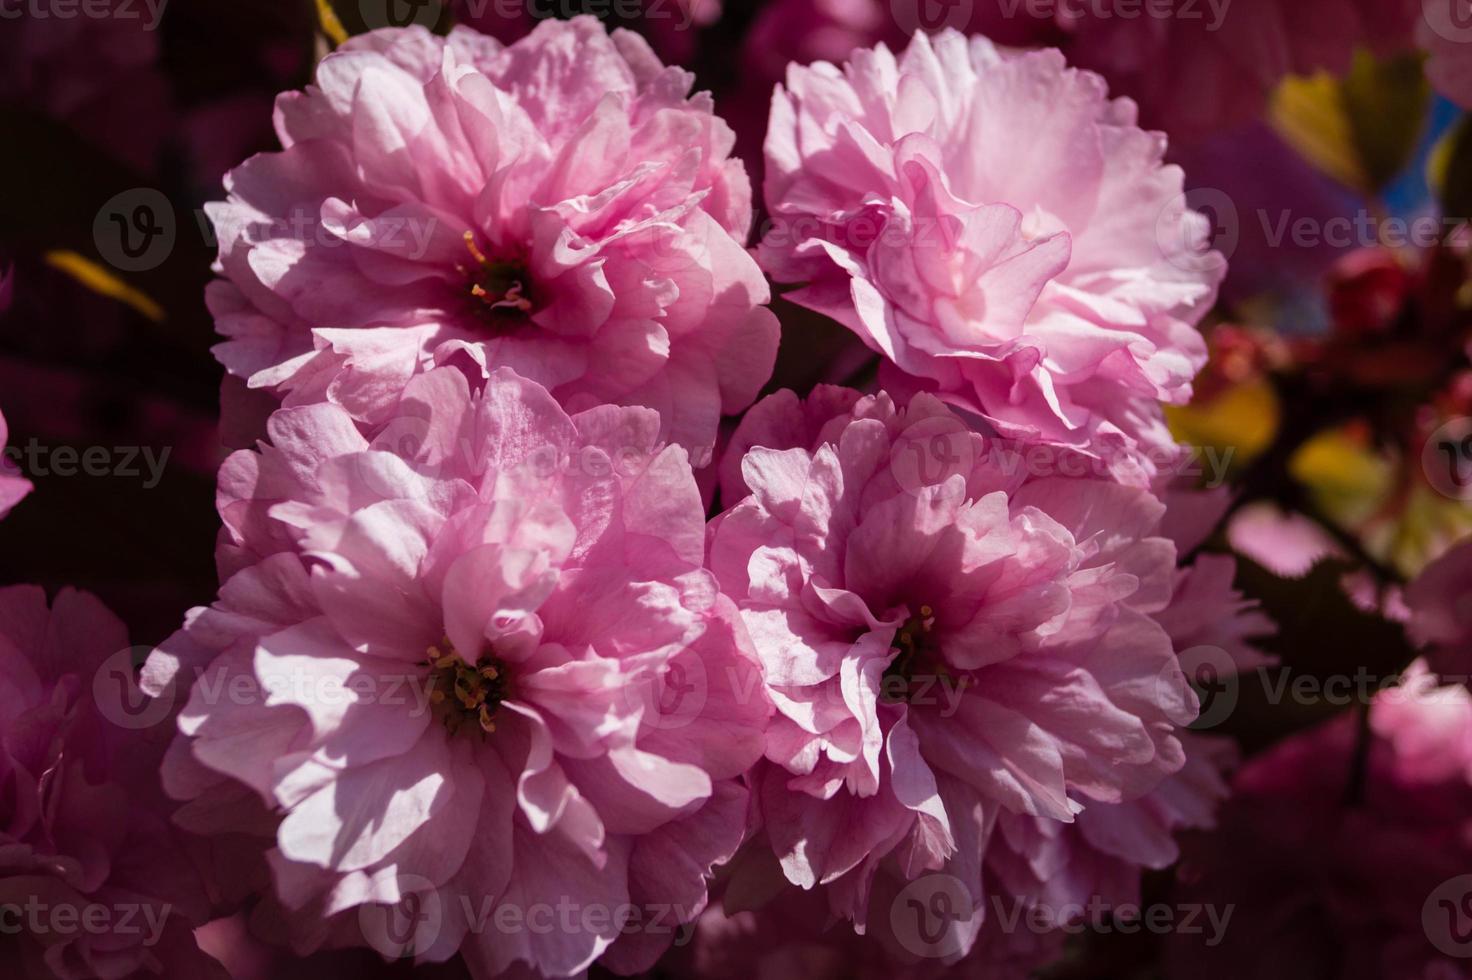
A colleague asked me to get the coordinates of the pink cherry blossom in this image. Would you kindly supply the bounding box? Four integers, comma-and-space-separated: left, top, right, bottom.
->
758, 30, 1225, 486
143, 367, 769, 978
1225, 502, 1342, 579
716, 407, 1272, 968
0, 586, 223, 980
1406, 536, 1472, 685
206, 17, 778, 465
0, 405, 31, 520
707, 386, 1198, 958
987, 488, 1274, 942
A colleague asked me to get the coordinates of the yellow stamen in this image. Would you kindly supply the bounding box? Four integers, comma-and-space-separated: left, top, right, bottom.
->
463, 230, 491, 267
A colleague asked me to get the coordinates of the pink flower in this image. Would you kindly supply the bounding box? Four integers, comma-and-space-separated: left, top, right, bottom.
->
1166, 661, 1472, 979
207, 17, 778, 465
144, 368, 769, 977
707, 387, 1198, 958
0, 586, 222, 979
987, 488, 1274, 941
758, 30, 1225, 486
1225, 502, 1343, 579
1406, 537, 1472, 685
722, 404, 1267, 969
0, 405, 31, 520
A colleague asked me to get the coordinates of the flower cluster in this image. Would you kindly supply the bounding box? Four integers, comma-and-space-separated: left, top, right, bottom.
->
151, 22, 1240, 976
4, 6, 1472, 980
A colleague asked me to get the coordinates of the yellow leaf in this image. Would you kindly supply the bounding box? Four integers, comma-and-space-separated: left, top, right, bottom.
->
1269, 51, 1431, 196
1270, 71, 1367, 193
1165, 377, 1280, 470
43, 250, 164, 323
1290, 427, 1394, 536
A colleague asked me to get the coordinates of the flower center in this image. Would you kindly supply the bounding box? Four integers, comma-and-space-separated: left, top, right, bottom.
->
881, 604, 965, 704
425, 635, 509, 737
458, 231, 533, 324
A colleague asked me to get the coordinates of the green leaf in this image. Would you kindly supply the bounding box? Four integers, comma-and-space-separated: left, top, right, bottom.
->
1270, 50, 1431, 196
